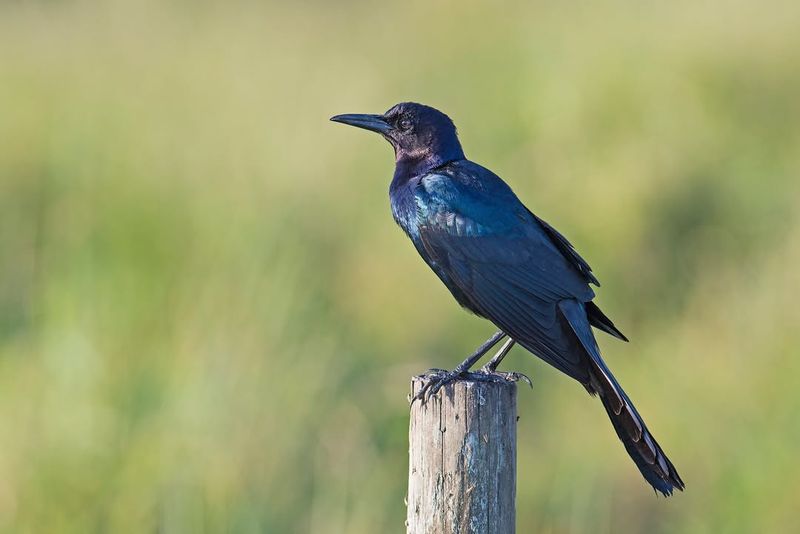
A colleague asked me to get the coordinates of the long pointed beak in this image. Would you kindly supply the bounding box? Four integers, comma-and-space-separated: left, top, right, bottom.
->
330, 113, 392, 134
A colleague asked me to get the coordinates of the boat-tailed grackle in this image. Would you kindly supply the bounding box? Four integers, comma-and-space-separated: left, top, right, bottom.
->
331, 102, 684, 496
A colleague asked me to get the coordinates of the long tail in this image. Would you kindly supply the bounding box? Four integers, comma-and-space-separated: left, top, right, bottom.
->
593, 369, 684, 495
559, 300, 685, 496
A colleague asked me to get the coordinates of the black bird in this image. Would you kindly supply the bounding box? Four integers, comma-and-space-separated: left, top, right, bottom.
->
331, 102, 684, 496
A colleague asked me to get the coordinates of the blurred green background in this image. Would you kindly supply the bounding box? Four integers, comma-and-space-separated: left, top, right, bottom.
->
1, 0, 799, 532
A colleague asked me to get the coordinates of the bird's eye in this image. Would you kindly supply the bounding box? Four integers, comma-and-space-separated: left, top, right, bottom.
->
399, 118, 413, 131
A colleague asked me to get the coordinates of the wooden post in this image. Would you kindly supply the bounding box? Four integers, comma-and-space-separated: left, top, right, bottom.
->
407, 375, 517, 534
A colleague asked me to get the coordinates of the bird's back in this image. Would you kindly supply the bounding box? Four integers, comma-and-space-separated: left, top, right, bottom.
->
391, 159, 595, 297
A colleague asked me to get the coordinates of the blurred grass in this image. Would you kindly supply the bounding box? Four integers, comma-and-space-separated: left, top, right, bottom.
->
1, 0, 800, 532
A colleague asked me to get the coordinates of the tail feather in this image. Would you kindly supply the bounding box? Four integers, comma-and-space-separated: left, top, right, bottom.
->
597, 378, 685, 495
559, 299, 684, 496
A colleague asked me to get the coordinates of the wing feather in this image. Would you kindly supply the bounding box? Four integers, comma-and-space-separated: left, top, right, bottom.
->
413, 168, 600, 380
419, 227, 592, 380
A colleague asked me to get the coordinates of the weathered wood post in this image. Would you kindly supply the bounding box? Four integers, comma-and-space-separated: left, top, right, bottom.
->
407, 375, 517, 534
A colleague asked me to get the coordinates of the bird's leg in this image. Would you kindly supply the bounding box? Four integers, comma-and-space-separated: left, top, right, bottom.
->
479, 338, 532, 388
411, 330, 506, 405
451, 330, 507, 374
481, 338, 516, 372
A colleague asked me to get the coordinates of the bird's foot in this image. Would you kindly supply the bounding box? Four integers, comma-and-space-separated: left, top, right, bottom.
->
410, 368, 464, 405
410, 367, 532, 405
477, 365, 533, 389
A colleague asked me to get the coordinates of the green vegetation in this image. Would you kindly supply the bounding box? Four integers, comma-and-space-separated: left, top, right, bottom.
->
1, 1, 799, 532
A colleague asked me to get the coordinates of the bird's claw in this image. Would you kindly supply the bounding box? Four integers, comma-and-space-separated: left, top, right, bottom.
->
410, 369, 464, 406
477, 365, 533, 388
504, 371, 533, 388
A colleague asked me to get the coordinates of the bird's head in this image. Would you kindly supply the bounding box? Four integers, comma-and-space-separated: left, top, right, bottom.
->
331, 102, 465, 175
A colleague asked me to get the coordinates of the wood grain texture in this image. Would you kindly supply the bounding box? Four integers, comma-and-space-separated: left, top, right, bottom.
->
407, 377, 517, 534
